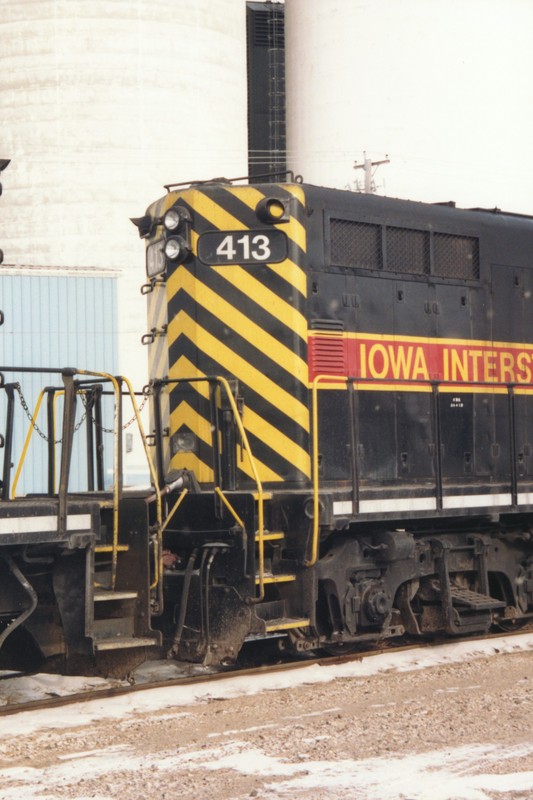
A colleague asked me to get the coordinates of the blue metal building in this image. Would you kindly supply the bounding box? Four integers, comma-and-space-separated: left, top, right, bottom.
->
0, 271, 118, 493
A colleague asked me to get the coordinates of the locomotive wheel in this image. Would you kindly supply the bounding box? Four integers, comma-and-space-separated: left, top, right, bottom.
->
495, 618, 533, 633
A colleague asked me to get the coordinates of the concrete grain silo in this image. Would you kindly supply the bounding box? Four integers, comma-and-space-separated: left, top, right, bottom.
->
0, 0, 249, 483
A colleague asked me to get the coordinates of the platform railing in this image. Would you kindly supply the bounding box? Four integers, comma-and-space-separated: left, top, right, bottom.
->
310, 374, 529, 564
1, 367, 161, 591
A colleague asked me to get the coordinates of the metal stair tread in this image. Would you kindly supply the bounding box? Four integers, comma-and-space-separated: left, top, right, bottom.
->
449, 586, 506, 610
255, 572, 296, 584
94, 590, 138, 602
94, 636, 160, 651
264, 617, 310, 632
255, 531, 285, 541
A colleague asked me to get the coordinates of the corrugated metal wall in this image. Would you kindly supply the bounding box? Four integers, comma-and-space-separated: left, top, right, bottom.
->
0, 272, 118, 494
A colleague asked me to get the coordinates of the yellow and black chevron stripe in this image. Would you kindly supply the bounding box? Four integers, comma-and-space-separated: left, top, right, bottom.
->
149, 182, 311, 486
146, 282, 171, 469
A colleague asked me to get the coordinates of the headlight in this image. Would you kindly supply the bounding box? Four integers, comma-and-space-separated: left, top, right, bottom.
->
171, 430, 197, 454
163, 208, 182, 231
163, 205, 191, 232
255, 196, 289, 223
164, 235, 190, 262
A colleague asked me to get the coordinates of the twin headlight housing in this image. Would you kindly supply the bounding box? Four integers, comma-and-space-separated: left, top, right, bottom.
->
147, 205, 192, 278
163, 206, 192, 264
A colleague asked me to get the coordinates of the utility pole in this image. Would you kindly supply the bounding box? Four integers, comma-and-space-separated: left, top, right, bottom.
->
353, 152, 390, 193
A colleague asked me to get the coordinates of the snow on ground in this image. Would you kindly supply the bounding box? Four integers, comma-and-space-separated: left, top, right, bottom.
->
1, 739, 533, 800
0, 634, 532, 800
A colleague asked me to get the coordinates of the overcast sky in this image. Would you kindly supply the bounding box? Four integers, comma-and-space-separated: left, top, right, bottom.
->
285, 0, 533, 214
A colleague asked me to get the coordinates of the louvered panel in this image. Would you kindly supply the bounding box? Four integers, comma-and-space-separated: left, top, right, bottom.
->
309, 332, 347, 376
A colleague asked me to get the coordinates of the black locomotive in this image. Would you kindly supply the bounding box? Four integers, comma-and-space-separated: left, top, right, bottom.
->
134, 178, 533, 663
1, 176, 533, 676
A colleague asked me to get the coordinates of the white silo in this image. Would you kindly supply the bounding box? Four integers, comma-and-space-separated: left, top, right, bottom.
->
0, 0, 249, 483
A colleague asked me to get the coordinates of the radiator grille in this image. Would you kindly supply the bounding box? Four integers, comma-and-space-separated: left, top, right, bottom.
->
433, 232, 480, 279
330, 217, 479, 280
330, 219, 381, 269
386, 226, 430, 275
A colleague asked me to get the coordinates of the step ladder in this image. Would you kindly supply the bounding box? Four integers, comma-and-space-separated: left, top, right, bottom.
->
89, 534, 161, 666
92, 587, 160, 652
431, 538, 506, 634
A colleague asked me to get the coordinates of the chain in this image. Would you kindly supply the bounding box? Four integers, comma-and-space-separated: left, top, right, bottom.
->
80, 391, 149, 434
14, 384, 148, 443
14, 383, 87, 444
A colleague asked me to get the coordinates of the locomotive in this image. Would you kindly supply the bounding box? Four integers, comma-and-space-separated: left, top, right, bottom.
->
132, 176, 533, 664
1, 174, 533, 676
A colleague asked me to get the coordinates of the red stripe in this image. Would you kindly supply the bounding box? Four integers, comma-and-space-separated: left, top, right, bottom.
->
308, 334, 533, 385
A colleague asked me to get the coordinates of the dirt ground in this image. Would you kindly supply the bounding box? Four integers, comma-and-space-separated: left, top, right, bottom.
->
0, 648, 532, 800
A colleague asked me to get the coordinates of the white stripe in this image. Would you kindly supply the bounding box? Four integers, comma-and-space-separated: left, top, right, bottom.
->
442, 493, 512, 509
359, 497, 437, 514
359, 493, 516, 514
333, 500, 353, 516
0, 514, 93, 536
517, 492, 533, 505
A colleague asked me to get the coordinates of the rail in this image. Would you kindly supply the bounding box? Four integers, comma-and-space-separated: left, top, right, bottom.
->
2, 628, 531, 716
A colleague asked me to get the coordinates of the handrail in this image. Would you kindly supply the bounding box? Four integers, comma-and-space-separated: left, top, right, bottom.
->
153, 487, 190, 589
50, 389, 64, 492
4, 368, 162, 594
76, 371, 122, 588
123, 373, 163, 597
155, 374, 266, 600
308, 375, 349, 567
214, 486, 245, 530
215, 376, 266, 601
77, 370, 161, 591
10, 388, 47, 498
309, 373, 529, 566
161, 487, 189, 533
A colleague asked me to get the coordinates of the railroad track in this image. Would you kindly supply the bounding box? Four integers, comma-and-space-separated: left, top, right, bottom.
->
1, 628, 532, 718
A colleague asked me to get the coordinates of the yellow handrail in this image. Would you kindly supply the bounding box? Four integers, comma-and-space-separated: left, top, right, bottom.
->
10, 389, 46, 499
153, 487, 190, 588
77, 370, 161, 590
307, 375, 349, 567
214, 486, 245, 530
119, 373, 162, 523
161, 487, 189, 533
8, 370, 162, 593
215, 376, 266, 600
122, 374, 164, 594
